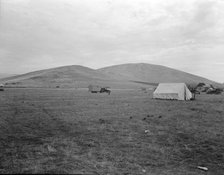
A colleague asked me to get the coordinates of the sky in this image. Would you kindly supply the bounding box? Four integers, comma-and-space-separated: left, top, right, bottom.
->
0, 0, 224, 82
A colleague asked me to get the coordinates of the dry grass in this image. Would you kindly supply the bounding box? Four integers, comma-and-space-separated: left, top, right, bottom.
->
0, 88, 224, 174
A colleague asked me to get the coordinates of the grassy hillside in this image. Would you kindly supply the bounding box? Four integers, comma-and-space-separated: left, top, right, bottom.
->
2, 65, 110, 82
98, 63, 218, 85
0, 63, 220, 88
1, 65, 127, 88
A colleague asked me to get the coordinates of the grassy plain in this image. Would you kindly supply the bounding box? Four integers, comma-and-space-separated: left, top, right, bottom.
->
0, 88, 224, 174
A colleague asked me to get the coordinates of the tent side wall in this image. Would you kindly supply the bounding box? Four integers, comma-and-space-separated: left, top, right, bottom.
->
153, 93, 179, 100
153, 83, 192, 101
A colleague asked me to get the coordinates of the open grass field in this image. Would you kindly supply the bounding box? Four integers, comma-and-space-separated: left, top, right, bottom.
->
0, 88, 224, 174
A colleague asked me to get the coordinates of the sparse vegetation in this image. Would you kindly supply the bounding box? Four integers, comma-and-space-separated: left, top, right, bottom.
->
0, 88, 224, 174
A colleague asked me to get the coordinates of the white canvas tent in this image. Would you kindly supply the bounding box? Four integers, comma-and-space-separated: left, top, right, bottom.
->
153, 83, 192, 100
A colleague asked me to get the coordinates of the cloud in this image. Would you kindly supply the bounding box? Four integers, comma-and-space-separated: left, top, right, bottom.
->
0, 0, 224, 82
181, 0, 219, 40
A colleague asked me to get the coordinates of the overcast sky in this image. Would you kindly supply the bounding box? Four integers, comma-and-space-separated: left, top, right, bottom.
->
0, 0, 224, 82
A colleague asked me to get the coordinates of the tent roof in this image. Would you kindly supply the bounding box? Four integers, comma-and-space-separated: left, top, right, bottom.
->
154, 83, 187, 93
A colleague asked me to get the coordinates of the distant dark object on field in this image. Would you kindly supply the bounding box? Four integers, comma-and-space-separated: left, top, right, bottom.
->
206, 88, 223, 95
99, 118, 105, 124
196, 83, 214, 92
0, 84, 4, 91
195, 82, 223, 95
188, 85, 200, 94
56, 85, 60, 88
88, 85, 111, 95
100, 87, 111, 95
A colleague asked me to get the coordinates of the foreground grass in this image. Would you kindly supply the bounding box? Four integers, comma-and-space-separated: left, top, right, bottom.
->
0, 88, 224, 174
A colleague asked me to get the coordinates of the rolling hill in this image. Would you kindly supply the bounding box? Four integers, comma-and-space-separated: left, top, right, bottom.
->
1, 65, 111, 88
98, 63, 218, 86
0, 63, 220, 88
0, 65, 141, 88
0, 73, 18, 79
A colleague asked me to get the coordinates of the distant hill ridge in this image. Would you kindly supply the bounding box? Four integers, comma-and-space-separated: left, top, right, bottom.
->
0, 73, 18, 79
98, 63, 217, 85
0, 63, 220, 88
